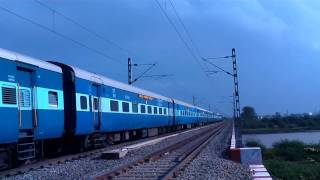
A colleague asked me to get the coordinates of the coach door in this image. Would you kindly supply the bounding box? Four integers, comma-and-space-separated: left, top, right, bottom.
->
91, 84, 101, 131
16, 68, 34, 130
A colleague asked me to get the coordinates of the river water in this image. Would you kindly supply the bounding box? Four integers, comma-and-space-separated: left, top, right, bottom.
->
242, 131, 320, 148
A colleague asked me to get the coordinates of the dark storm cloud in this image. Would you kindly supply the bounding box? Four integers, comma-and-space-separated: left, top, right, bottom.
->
0, 0, 319, 115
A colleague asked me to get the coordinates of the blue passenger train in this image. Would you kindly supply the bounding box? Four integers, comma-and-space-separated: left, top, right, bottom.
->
0, 48, 221, 169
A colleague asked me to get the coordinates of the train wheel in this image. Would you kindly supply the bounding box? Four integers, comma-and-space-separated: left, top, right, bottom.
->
80, 135, 90, 152
0, 149, 9, 170
0, 146, 16, 170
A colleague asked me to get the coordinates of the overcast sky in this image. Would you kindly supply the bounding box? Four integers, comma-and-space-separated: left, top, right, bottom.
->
0, 0, 320, 115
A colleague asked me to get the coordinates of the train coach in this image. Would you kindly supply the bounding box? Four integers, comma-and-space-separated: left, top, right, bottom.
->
0, 48, 219, 170
49, 62, 176, 149
0, 49, 64, 169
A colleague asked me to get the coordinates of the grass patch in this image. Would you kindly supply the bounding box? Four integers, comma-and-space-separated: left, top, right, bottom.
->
247, 140, 320, 179
264, 160, 320, 180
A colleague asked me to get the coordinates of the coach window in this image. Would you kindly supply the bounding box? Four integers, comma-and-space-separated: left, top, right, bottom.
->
132, 103, 138, 113
80, 96, 87, 110
147, 106, 152, 114
2, 86, 17, 105
153, 107, 158, 114
93, 98, 99, 111
159, 108, 162, 115
141, 105, 146, 113
110, 100, 119, 112
48, 91, 58, 107
122, 102, 129, 112
164, 108, 167, 115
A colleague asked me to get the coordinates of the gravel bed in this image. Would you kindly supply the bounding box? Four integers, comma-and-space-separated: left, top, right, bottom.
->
4, 123, 220, 180
177, 121, 251, 180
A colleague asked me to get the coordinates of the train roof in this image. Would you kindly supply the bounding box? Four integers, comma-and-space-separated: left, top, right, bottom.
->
172, 99, 199, 109
72, 66, 214, 113
71, 66, 173, 102
172, 99, 212, 113
0, 48, 214, 113
0, 48, 62, 73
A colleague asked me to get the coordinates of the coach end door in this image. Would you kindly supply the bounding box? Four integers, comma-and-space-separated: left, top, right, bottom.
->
91, 84, 101, 131
16, 68, 34, 130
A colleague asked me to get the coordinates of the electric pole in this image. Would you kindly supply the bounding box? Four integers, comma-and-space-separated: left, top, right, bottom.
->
192, 96, 195, 106
128, 58, 132, 85
201, 48, 242, 147
232, 48, 241, 119
231, 48, 242, 147
233, 93, 236, 120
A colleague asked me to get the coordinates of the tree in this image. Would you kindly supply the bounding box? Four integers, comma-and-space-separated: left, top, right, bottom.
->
241, 106, 258, 121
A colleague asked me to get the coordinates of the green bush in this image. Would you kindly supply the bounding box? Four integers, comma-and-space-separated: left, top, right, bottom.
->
265, 160, 320, 180
262, 140, 320, 179
272, 140, 305, 161
245, 140, 266, 153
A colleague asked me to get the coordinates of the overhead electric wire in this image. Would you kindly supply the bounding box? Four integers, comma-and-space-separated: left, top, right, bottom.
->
154, 0, 210, 78
203, 59, 233, 76
202, 55, 234, 76
168, 76, 209, 109
168, 0, 233, 78
34, 0, 133, 57
155, 1, 233, 113
155, 0, 221, 111
168, 0, 202, 58
142, 74, 173, 78
131, 63, 156, 84
168, 0, 211, 73
0, 5, 125, 65
205, 56, 232, 60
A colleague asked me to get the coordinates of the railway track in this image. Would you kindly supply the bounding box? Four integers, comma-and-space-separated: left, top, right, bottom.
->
0, 145, 106, 178
0, 123, 222, 178
94, 123, 224, 180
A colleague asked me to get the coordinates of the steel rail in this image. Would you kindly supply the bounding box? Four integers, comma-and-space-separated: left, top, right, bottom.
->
163, 124, 224, 179
0, 123, 220, 178
94, 122, 224, 180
